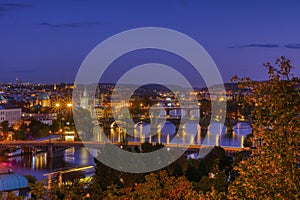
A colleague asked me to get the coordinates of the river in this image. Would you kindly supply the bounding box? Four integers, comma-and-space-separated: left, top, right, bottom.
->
0, 122, 251, 180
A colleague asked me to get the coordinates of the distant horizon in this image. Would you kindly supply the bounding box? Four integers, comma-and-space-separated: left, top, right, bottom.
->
2, 79, 298, 89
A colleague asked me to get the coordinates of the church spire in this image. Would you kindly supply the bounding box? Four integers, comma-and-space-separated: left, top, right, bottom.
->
83, 86, 87, 97
94, 85, 101, 105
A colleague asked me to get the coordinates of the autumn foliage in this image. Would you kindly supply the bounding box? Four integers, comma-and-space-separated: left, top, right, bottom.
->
228, 57, 300, 199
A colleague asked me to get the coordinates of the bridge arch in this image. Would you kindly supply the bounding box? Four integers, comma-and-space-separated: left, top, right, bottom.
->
156, 121, 176, 143
149, 107, 166, 118
134, 121, 151, 137
182, 121, 201, 145
169, 109, 186, 118
182, 121, 201, 135
224, 119, 253, 135
110, 120, 127, 129
189, 109, 200, 118
157, 121, 176, 136
208, 122, 226, 135
233, 122, 252, 135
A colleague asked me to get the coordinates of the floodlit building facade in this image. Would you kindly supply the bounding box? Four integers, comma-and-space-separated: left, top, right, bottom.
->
0, 105, 22, 125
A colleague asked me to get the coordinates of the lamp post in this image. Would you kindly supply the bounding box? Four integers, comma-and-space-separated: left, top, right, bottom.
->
66, 103, 72, 122
55, 103, 62, 132
48, 130, 52, 144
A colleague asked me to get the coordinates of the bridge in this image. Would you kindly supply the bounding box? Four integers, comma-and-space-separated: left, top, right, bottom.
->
0, 140, 248, 158
100, 116, 252, 134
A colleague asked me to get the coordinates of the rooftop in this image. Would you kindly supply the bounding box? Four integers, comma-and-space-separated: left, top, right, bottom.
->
0, 104, 21, 110
0, 173, 28, 191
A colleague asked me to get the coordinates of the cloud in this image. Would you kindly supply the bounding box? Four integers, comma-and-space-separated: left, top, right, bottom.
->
37, 22, 107, 29
229, 44, 280, 49
284, 43, 300, 49
0, 3, 32, 13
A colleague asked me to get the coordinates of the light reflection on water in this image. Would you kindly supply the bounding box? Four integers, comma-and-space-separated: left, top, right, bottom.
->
110, 122, 252, 147
0, 122, 251, 180
0, 147, 95, 180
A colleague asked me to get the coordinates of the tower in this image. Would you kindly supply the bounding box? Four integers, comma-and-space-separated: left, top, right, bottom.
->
80, 87, 89, 109
16, 77, 19, 85
94, 85, 101, 106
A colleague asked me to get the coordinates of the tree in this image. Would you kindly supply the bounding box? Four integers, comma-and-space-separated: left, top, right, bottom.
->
228, 57, 300, 199
104, 171, 199, 200
5, 192, 23, 200
86, 178, 103, 200
243, 133, 253, 147
50, 120, 60, 132
203, 146, 232, 173
210, 167, 228, 194
55, 180, 89, 200
198, 160, 209, 180
195, 176, 211, 194
13, 123, 28, 140
185, 161, 202, 182
29, 120, 50, 139
24, 174, 37, 184
0, 120, 10, 140
194, 161, 228, 195
44, 178, 91, 200
92, 142, 169, 191
29, 179, 47, 200
172, 162, 184, 177
0, 120, 9, 131
93, 145, 146, 190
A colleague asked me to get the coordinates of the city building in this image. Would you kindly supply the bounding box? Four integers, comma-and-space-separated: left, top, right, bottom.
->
0, 94, 7, 104
63, 130, 75, 141
22, 112, 57, 121
0, 173, 30, 199
35, 92, 51, 107
0, 105, 22, 125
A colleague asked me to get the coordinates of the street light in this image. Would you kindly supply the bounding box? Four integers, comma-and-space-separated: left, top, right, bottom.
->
66, 103, 73, 125
48, 130, 52, 143
67, 103, 72, 108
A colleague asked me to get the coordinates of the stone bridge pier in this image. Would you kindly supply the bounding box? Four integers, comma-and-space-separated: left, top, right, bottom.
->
47, 144, 66, 158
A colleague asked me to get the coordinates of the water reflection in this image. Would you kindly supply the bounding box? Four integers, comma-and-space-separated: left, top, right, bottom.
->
120, 121, 252, 147
32, 153, 47, 170
233, 122, 252, 135
0, 122, 252, 180
0, 147, 96, 180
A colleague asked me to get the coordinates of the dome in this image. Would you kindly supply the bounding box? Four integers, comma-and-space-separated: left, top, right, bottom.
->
0, 94, 7, 104
37, 93, 50, 100
0, 174, 28, 191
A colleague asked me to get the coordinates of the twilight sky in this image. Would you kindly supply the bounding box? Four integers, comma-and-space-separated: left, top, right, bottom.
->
0, 0, 299, 85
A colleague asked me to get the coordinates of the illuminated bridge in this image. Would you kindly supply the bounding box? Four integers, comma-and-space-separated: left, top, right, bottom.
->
0, 140, 248, 158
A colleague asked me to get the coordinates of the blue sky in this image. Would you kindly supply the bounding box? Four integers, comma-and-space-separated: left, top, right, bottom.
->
0, 0, 299, 85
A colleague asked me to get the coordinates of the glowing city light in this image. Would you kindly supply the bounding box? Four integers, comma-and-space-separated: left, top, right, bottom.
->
67, 103, 72, 108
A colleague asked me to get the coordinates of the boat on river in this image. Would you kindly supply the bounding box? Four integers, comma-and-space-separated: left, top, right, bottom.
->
4, 147, 24, 157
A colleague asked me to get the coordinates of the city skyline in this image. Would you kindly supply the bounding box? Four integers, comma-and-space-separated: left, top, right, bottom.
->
0, 1, 299, 199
